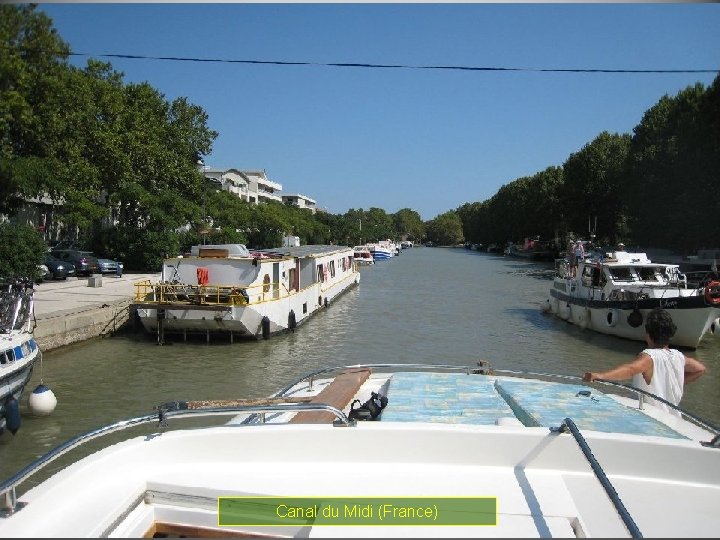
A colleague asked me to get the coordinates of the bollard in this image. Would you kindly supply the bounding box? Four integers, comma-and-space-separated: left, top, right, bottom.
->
87, 275, 103, 287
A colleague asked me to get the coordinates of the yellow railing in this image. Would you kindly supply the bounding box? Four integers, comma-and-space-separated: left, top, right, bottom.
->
134, 281, 256, 306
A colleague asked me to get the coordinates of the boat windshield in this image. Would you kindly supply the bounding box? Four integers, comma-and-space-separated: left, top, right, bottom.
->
608, 267, 636, 282
608, 265, 676, 284
636, 267, 663, 281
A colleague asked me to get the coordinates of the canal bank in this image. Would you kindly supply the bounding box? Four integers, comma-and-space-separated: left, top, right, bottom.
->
32, 273, 159, 351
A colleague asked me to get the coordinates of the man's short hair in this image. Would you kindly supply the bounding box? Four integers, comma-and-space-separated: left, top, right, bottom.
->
644, 308, 677, 346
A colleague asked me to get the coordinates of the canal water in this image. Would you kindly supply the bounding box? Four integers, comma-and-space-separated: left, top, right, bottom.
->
2, 246, 719, 480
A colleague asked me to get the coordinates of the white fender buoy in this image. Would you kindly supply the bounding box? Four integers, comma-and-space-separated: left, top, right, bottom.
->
541, 299, 552, 313
28, 384, 57, 416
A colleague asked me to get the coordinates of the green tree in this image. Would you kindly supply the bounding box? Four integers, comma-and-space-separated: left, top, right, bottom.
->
0, 222, 46, 280
425, 211, 464, 246
342, 208, 367, 245
244, 203, 287, 248
560, 132, 631, 245
626, 80, 719, 252
359, 207, 395, 242
524, 166, 564, 243
484, 179, 533, 245
0, 4, 71, 215
104, 83, 215, 233
456, 201, 489, 245
392, 208, 424, 241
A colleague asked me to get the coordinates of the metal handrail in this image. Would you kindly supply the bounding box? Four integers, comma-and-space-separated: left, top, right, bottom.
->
553, 417, 643, 538
595, 379, 720, 437
1, 412, 156, 515
273, 363, 489, 394
0, 402, 351, 516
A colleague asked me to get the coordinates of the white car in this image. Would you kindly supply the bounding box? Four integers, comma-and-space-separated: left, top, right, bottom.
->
36, 264, 51, 283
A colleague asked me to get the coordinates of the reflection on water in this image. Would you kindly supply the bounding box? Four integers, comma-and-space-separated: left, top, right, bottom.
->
2, 247, 719, 479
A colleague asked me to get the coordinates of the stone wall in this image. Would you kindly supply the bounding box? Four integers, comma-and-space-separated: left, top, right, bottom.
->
34, 299, 135, 351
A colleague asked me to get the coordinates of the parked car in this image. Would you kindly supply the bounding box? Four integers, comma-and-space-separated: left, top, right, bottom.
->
35, 264, 52, 283
50, 249, 100, 277
44, 253, 75, 280
97, 257, 123, 275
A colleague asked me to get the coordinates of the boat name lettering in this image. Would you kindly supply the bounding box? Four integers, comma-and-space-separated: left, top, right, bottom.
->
659, 299, 679, 308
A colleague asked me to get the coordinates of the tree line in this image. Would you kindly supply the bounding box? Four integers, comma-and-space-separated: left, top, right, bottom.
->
456, 77, 720, 253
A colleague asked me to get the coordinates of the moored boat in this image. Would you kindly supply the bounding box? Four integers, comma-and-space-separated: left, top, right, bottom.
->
505, 236, 558, 261
366, 240, 395, 261
132, 243, 360, 342
0, 362, 719, 537
0, 279, 41, 437
545, 248, 720, 348
352, 245, 375, 266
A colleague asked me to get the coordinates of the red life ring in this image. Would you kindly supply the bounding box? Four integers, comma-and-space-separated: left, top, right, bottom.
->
705, 280, 720, 305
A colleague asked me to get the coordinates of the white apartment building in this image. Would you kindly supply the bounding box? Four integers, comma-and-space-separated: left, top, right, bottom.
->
202, 168, 249, 200
242, 170, 282, 204
281, 193, 317, 214
201, 167, 283, 204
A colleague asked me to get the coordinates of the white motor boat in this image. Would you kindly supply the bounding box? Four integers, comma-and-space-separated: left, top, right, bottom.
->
545, 249, 720, 348
366, 242, 393, 261
1, 362, 719, 537
352, 246, 375, 266
0, 279, 41, 437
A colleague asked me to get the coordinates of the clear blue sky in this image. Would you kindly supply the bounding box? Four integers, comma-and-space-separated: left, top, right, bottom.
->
39, 3, 720, 221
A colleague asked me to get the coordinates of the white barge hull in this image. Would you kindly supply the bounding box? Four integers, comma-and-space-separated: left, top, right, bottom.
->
134, 244, 360, 340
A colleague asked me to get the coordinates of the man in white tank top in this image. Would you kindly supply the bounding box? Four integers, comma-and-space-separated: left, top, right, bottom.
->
582, 308, 706, 416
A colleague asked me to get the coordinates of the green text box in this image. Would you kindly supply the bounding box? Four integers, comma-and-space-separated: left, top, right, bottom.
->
218, 497, 496, 527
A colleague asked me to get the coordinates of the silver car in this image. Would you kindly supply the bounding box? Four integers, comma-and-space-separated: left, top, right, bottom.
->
97, 258, 124, 275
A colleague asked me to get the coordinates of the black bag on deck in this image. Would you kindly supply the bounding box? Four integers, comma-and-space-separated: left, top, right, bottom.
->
349, 392, 388, 421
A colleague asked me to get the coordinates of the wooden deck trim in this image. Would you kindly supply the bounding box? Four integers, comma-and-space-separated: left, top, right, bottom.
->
145, 521, 279, 538
289, 368, 372, 424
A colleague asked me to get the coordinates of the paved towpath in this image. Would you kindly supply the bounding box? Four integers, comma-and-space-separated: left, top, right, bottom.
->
32, 273, 160, 320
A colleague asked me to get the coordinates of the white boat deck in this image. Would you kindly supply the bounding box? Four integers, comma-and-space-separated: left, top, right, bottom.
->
2, 367, 719, 538
3, 422, 720, 538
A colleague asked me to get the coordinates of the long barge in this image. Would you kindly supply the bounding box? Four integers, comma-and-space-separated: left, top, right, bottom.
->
133, 244, 360, 343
